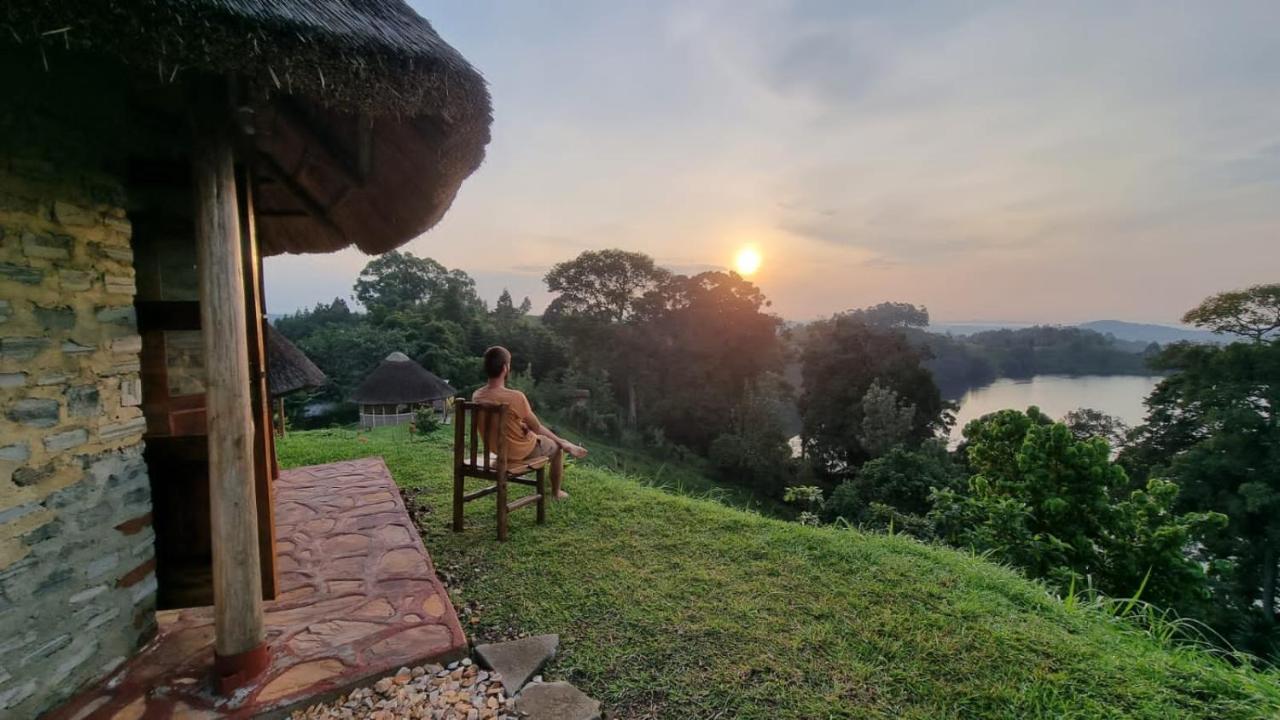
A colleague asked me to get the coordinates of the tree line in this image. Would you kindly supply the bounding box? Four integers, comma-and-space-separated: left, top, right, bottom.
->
274, 250, 1279, 662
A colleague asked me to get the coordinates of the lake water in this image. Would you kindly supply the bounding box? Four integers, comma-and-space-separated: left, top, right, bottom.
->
948, 374, 1163, 444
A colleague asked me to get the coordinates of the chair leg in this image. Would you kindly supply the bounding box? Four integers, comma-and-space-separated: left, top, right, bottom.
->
536, 467, 547, 525
452, 469, 464, 532
496, 471, 509, 542
550, 449, 564, 498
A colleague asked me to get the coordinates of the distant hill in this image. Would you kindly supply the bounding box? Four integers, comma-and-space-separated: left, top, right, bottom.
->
1079, 320, 1222, 345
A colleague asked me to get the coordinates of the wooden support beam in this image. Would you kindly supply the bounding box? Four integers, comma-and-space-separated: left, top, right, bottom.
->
237, 167, 279, 601
192, 111, 268, 686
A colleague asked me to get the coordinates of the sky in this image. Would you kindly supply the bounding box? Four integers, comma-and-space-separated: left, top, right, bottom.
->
264, 1, 1280, 324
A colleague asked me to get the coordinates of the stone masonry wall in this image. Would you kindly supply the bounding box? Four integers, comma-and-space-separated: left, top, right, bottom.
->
0, 159, 154, 718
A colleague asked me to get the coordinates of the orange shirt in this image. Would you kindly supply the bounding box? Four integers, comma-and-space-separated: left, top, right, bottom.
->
471, 385, 538, 460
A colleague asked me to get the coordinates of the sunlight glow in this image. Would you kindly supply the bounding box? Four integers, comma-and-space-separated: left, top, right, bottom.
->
735, 247, 762, 276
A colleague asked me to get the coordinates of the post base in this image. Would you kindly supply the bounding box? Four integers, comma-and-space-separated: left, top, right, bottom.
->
214, 642, 270, 694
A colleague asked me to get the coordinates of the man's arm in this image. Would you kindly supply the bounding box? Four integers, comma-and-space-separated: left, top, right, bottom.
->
518, 394, 588, 458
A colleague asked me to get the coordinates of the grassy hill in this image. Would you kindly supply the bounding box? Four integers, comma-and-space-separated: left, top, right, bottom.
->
277, 426, 1280, 719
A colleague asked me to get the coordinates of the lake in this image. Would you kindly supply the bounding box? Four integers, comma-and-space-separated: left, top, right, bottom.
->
948, 374, 1163, 444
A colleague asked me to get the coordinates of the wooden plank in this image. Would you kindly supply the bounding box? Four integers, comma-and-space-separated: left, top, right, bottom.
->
463, 485, 499, 502
469, 404, 478, 469
506, 494, 542, 513
193, 112, 265, 660
453, 400, 465, 531
496, 404, 509, 542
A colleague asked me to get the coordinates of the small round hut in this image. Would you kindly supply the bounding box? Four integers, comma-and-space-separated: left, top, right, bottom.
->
352, 352, 456, 428
265, 324, 327, 435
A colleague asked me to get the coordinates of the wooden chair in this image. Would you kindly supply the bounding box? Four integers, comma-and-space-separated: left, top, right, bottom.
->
452, 401, 547, 541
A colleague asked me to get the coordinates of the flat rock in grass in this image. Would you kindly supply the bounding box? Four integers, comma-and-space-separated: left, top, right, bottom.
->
474, 634, 558, 694
513, 681, 601, 720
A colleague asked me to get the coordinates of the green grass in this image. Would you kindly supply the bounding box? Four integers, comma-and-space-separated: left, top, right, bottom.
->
277, 426, 1280, 719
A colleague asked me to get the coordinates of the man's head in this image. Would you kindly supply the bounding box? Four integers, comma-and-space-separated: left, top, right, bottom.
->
483, 346, 512, 381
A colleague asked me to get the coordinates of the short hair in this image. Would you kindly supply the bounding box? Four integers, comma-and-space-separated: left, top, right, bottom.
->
483, 346, 511, 379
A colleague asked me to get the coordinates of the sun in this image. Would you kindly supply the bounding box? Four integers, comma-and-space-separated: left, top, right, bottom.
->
734, 247, 762, 276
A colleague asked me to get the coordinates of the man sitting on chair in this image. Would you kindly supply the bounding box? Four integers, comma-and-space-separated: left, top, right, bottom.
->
472, 346, 587, 499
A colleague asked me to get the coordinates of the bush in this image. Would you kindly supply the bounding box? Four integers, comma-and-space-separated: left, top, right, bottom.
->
824, 440, 962, 535
411, 405, 440, 436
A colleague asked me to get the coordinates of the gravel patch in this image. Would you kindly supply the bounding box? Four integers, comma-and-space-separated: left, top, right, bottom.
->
291, 659, 517, 720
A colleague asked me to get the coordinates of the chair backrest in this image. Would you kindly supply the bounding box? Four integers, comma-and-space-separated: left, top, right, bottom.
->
454, 400, 510, 473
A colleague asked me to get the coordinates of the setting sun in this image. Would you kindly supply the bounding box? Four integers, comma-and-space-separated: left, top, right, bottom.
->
735, 247, 762, 276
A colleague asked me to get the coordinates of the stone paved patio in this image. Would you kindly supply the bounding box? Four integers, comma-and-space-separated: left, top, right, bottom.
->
48, 458, 467, 719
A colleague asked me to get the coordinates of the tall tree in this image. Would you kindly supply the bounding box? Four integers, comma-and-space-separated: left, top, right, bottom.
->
353, 250, 450, 318
799, 313, 944, 475
1125, 334, 1280, 654
543, 249, 672, 427
544, 249, 671, 322
1182, 283, 1280, 343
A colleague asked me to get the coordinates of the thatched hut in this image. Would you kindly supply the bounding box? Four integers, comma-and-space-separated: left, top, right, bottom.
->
0, 1, 489, 714
353, 351, 456, 428
264, 323, 326, 434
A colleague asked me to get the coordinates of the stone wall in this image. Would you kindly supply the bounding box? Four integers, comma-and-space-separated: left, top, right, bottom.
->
0, 159, 154, 717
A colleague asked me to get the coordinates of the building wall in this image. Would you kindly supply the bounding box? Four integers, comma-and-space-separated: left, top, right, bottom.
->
0, 159, 154, 717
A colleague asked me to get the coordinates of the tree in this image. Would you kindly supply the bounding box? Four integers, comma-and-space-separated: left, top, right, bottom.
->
799, 313, 944, 476
1063, 407, 1130, 448
543, 249, 672, 427
932, 408, 1225, 611
845, 301, 930, 329
857, 381, 917, 458
353, 251, 449, 318
708, 376, 796, 498
544, 249, 671, 323
1125, 337, 1280, 655
1182, 283, 1280, 343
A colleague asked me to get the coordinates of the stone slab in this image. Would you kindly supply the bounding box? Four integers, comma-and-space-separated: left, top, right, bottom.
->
513, 682, 602, 720
45, 457, 468, 720
475, 634, 559, 695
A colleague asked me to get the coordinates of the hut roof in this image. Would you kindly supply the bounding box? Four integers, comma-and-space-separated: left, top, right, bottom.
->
351, 351, 456, 405
265, 324, 327, 398
5, 0, 491, 257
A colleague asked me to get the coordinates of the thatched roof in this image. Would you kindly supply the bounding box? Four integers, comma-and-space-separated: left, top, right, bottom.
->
4, 0, 491, 256
265, 324, 326, 398
352, 351, 456, 405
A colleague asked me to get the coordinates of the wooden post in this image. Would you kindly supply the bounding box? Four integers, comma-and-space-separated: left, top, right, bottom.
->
193, 112, 268, 689
452, 402, 466, 532
495, 405, 509, 542
238, 166, 279, 601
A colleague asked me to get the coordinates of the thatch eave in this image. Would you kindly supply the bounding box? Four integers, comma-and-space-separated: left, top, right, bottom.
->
3, 0, 492, 257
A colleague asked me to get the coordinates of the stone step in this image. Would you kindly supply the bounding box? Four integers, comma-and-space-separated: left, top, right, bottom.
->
513, 681, 601, 720
473, 634, 558, 695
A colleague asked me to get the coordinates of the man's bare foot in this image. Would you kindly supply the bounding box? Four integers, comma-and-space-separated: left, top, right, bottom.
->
564, 443, 588, 460
555, 489, 570, 500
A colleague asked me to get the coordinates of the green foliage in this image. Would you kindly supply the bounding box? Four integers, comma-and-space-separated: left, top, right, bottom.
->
411, 405, 440, 436
275, 426, 1280, 719
1124, 334, 1280, 657
932, 408, 1225, 612
824, 440, 963, 536
707, 376, 796, 498
782, 485, 823, 525
857, 380, 917, 458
